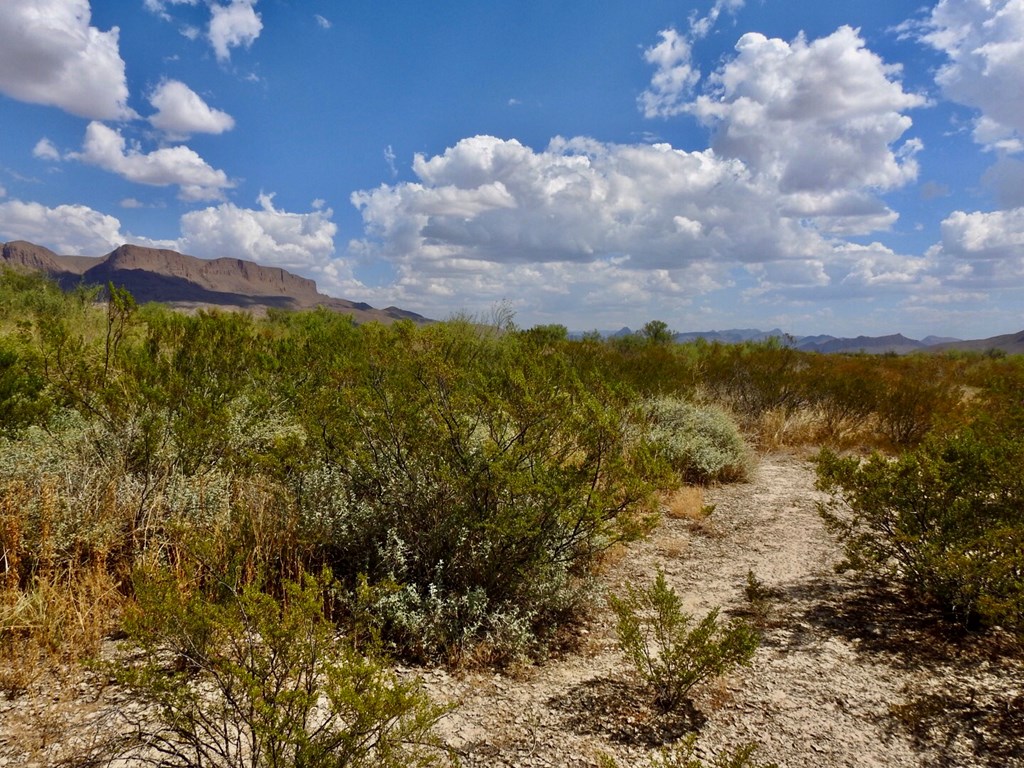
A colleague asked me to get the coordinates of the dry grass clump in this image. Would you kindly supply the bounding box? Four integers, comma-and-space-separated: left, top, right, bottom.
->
1, 566, 122, 698
661, 487, 719, 537
663, 486, 705, 521
753, 405, 879, 452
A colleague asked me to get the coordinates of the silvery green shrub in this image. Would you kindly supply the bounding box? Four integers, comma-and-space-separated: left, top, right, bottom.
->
643, 397, 750, 484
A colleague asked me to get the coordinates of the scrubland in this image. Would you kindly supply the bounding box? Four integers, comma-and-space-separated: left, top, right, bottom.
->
0, 272, 1021, 766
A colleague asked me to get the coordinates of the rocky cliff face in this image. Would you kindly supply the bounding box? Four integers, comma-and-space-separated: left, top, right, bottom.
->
1, 240, 428, 323
1, 240, 68, 273
86, 245, 321, 302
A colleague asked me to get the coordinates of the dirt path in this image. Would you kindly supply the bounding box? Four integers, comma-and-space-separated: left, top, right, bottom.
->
426, 452, 1024, 768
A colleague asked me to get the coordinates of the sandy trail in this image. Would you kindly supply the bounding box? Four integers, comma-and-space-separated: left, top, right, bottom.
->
428, 452, 1024, 768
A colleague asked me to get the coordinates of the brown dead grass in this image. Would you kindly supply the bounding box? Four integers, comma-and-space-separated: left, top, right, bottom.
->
662, 486, 706, 521
661, 487, 722, 538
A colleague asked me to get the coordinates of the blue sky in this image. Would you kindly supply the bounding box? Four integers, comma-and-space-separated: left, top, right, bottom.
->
1, 0, 1022, 338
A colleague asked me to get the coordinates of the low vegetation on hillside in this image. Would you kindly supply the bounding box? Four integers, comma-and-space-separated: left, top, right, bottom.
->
0, 270, 1021, 764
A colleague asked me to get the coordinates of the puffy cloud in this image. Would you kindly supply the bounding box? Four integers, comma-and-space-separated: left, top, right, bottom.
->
209, 0, 262, 61
688, 27, 926, 194
638, 1, 746, 118
639, 26, 926, 234
0, 0, 134, 120
921, 0, 1024, 152
0, 198, 125, 254
349, 130, 960, 323
178, 194, 337, 270
352, 135, 834, 271
923, 207, 1024, 289
33, 137, 62, 161
144, 0, 262, 60
639, 29, 700, 118
314, 14, 331, 30
148, 79, 235, 138
937, 207, 1024, 261
71, 121, 233, 201
836, 242, 931, 288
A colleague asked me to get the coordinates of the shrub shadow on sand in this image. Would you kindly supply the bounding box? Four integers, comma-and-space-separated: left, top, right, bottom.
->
548, 676, 706, 746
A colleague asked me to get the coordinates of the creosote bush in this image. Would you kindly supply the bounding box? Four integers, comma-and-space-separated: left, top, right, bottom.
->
291, 318, 660, 663
609, 569, 758, 712
112, 570, 450, 768
816, 418, 1024, 633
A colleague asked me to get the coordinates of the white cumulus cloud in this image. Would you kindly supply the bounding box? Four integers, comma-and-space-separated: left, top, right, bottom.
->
681, 26, 926, 233
148, 79, 235, 138
639, 29, 700, 118
919, 207, 1024, 291
209, 0, 262, 61
33, 137, 62, 161
178, 194, 337, 270
938, 207, 1024, 261
689, 27, 926, 190
0, 198, 125, 254
921, 0, 1024, 153
353, 134, 832, 270
71, 122, 234, 201
0, 0, 135, 120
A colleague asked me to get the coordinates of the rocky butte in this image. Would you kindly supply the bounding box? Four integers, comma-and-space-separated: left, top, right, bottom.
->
0, 240, 428, 323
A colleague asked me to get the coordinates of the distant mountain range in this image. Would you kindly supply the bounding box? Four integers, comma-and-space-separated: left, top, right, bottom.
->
3, 240, 1020, 352
585, 326, 1024, 355
0, 240, 428, 324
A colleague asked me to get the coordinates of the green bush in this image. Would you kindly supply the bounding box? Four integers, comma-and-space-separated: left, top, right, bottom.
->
114, 571, 451, 768
609, 569, 758, 711
642, 397, 750, 484
816, 424, 1024, 632
698, 339, 806, 419
291, 319, 657, 663
872, 357, 963, 447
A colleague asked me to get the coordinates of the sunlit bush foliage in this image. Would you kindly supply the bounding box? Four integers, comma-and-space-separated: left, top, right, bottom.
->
642, 397, 750, 484
816, 414, 1024, 633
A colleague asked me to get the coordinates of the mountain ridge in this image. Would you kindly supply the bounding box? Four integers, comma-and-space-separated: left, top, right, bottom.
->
579, 326, 1023, 355
1, 240, 428, 324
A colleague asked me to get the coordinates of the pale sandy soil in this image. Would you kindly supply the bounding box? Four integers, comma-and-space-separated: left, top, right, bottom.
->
422, 452, 1024, 768
2, 452, 1022, 767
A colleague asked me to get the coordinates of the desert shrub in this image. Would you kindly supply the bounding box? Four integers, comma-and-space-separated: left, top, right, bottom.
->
609, 569, 758, 711
642, 397, 750, 484
796, 355, 882, 443
283, 319, 658, 664
697, 339, 806, 420
600, 334, 702, 398
872, 356, 963, 447
113, 570, 450, 768
0, 410, 141, 584
0, 338, 48, 435
816, 423, 1024, 632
